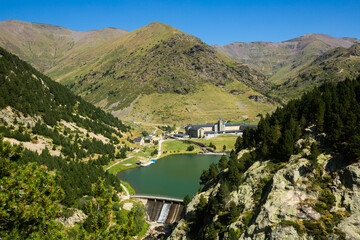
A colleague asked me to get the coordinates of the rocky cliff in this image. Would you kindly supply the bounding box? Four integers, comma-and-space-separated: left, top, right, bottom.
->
169, 136, 360, 239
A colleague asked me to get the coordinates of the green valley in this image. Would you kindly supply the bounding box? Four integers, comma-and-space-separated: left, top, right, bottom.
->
1, 16, 360, 240
0, 20, 274, 124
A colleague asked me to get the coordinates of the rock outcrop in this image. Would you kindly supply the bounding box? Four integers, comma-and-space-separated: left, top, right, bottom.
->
58, 209, 87, 227
168, 143, 360, 240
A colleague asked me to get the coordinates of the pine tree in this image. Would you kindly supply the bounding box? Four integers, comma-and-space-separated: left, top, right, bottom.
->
279, 129, 294, 158
309, 142, 320, 164
218, 155, 228, 170
228, 159, 241, 188
234, 136, 243, 153
0, 137, 65, 239
183, 194, 191, 207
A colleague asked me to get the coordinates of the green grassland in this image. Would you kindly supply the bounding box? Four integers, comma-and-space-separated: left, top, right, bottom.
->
160, 139, 202, 158
106, 157, 138, 174
195, 135, 238, 152
118, 83, 276, 125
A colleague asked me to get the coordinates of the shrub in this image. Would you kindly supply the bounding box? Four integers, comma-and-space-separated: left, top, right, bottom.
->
187, 145, 195, 151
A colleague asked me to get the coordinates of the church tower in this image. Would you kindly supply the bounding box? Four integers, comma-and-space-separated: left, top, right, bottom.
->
218, 117, 224, 132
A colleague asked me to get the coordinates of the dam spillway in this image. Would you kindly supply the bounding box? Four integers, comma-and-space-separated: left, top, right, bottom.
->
145, 199, 184, 224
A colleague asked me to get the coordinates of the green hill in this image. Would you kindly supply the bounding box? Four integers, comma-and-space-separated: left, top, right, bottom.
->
49, 21, 274, 124
0, 20, 275, 124
0, 47, 149, 238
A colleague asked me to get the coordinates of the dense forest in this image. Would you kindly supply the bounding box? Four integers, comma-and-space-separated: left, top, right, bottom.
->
240, 75, 360, 161
19, 149, 121, 207
0, 46, 133, 161
0, 47, 149, 238
0, 47, 130, 132
0, 137, 147, 239
191, 75, 360, 239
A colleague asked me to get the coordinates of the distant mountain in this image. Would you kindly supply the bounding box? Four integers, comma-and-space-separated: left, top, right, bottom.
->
214, 33, 360, 84
0, 19, 127, 73
269, 43, 360, 100
0, 20, 274, 124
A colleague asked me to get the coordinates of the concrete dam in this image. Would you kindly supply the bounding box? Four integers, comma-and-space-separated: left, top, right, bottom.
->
132, 195, 184, 224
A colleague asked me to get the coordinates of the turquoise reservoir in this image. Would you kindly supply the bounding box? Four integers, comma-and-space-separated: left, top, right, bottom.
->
117, 154, 223, 199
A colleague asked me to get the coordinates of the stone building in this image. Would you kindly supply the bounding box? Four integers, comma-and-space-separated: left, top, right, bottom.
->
134, 137, 145, 145
185, 119, 257, 138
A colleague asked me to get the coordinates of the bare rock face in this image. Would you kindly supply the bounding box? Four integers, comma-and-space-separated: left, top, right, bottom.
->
239, 157, 315, 240
167, 219, 189, 240
337, 163, 360, 239
58, 209, 87, 227
339, 213, 360, 239
269, 226, 304, 240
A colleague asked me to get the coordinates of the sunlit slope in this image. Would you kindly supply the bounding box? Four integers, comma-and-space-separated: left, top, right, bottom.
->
113, 83, 275, 125
47, 22, 272, 123
0, 19, 127, 73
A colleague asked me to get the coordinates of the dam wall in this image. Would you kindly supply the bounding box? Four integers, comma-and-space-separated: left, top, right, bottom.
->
144, 199, 183, 224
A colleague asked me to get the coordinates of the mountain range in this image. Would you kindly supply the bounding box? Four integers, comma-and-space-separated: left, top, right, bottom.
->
0, 20, 275, 124
0, 19, 359, 123
215, 33, 360, 101
214, 33, 360, 82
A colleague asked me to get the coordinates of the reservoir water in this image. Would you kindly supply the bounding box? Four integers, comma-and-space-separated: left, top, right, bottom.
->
117, 154, 223, 199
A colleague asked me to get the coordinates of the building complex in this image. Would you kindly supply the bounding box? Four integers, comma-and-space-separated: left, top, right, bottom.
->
185, 119, 257, 138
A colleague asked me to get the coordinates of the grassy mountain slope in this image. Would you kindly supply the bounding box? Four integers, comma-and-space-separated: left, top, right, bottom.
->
269, 43, 360, 101
0, 19, 127, 73
47, 21, 274, 124
214, 33, 360, 84
114, 83, 275, 124
0, 20, 274, 124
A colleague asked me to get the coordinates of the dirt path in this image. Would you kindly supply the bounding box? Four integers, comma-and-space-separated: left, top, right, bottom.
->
120, 183, 130, 199
105, 156, 133, 171
156, 135, 163, 159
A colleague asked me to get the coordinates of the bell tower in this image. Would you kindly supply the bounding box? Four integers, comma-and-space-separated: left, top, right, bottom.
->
218, 117, 224, 132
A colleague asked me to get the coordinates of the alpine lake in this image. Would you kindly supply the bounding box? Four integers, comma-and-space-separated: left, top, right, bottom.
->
117, 153, 224, 199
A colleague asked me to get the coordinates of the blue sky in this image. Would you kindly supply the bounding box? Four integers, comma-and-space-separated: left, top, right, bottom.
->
1, 0, 359, 45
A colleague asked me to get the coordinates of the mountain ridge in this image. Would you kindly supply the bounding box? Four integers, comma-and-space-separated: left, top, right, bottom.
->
0, 19, 275, 124
213, 33, 360, 85
0, 19, 128, 72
